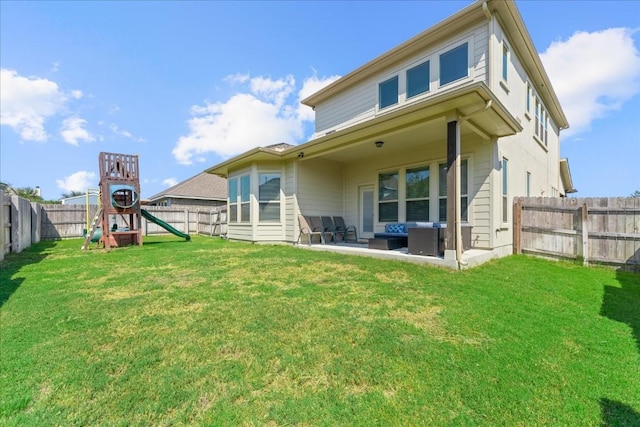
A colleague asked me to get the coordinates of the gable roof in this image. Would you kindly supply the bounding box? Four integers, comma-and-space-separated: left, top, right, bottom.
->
148, 172, 227, 202
301, 0, 568, 130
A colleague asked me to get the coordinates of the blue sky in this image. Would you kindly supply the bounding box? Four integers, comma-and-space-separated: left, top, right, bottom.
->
1, 0, 639, 200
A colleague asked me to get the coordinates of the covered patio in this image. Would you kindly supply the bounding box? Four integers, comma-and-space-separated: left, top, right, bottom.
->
296, 240, 502, 270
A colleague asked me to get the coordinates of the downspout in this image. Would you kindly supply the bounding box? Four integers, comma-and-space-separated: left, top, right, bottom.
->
456, 100, 493, 268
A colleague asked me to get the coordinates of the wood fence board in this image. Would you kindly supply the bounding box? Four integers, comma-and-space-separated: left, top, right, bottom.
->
516, 197, 640, 271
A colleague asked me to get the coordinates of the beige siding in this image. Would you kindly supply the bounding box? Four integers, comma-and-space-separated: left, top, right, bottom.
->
283, 160, 298, 243
314, 23, 489, 136
297, 158, 343, 215
342, 135, 488, 244
469, 143, 492, 248
227, 224, 253, 241
254, 224, 284, 242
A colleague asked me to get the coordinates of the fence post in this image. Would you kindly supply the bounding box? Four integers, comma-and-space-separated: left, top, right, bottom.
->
581, 203, 589, 266
513, 198, 522, 254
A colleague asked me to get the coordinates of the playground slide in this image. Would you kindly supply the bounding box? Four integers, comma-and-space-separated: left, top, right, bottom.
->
141, 209, 191, 241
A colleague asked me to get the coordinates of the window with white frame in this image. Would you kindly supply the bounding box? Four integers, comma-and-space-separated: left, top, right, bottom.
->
379, 76, 399, 109
438, 159, 468, 222
439, 42, 468, 86
406, 166, 429, 221
228, 177, 238, 222
502, 43, 509, 82
258, 173, 280, 222
406, 61, 430, 99
502, 157, 508, 223
378, 171, 399, 222
535, 96, 548, 146
240, 174, 250, 222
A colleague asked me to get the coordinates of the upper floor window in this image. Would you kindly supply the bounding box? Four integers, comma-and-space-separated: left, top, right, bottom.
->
406, 166, 430, 221
406, 61, 430, 99
378, 171, 399, 222
379, 76, 398, 109
258, 173, 280, 222
440, 43, 468, 86
526, 83, 531, 114
534, 97, 548, 146
502, 43, 509, 82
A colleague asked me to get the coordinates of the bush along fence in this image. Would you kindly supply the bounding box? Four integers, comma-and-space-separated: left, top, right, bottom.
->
0, 192, 227, 258
513, 197, 640, 272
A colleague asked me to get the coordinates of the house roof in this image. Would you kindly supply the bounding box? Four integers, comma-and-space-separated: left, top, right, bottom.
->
206, 82, 521, 176
148, 172, 227, 202
559, 158, 577, 194
301, 0, 568, 131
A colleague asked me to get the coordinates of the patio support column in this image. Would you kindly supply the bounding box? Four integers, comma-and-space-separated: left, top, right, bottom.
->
445, 116, 460, 264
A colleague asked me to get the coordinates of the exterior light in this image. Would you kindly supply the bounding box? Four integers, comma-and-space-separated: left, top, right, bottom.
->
375, 141, 384, 148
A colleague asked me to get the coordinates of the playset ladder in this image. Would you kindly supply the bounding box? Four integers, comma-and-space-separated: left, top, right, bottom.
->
81, 207, 103, 251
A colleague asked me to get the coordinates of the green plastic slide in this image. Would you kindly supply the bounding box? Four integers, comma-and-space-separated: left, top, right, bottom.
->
141, 209, 190, 241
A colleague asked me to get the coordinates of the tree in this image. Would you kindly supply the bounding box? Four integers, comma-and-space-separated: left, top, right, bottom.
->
16, 187, 44, 202
61, 191, 85, 198
631, 190, 640, 198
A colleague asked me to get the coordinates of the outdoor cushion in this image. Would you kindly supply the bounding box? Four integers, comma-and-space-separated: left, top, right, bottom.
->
386, 223, 406, 234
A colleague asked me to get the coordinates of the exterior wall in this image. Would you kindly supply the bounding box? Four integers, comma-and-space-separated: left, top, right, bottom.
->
226, 161, 288, 243
342, 134, 490, 247
283, 160, 298, 243
485, 19, 563, 253
296, 158, 344, 215
313, 22, 489, 136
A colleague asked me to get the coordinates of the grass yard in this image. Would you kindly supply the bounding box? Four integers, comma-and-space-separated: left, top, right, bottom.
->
1, 236, 639, 426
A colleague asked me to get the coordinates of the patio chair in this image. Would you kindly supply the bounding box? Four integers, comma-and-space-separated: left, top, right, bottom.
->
321, 216, 342, 243
333, 216, 358, 242
308, 216, 333, 244
298, 215, 325, 245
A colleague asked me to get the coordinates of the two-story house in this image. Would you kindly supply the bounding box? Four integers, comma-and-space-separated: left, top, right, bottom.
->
205, 0, 575, 266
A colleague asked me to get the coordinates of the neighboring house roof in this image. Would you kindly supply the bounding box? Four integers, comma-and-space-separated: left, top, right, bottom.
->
148, 172, 227, 202
264, 143, 296, 152
301, 0, 568, 131
559, 158, 577, 194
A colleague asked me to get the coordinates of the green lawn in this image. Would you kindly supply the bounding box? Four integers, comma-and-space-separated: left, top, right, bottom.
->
1, 236, 639, 426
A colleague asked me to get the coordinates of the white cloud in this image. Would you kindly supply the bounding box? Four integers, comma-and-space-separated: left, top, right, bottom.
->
540, 28, 640, 138
163, 178, 178, 187
109, 123, 146, 142
297, 74, 341, 121
172, 73, 341, 165
0, 68, 67, 141
70, 90, 83, 99
56, 171, 97, 192
60, 117, 95, 145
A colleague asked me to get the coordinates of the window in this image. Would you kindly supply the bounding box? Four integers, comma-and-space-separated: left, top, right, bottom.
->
406, 166, 429, 221
258, 173, 280, 222
526, 171, 531, 197
526, 83, 531, 114
240, 175, 250, 222
379, 76, 398, 109
440, 43, 468, 86
502, 158, 508, 223
535, 96, 548, 145
228, 177, 238, 222
438, 159, 468, 222
502, 43, 509, 82
378, 171, 398, 222
406, 61, 430, 98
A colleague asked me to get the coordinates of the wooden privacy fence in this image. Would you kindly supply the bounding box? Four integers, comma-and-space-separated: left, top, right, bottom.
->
513, 197, 640, 272
1, 197, 227, 258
